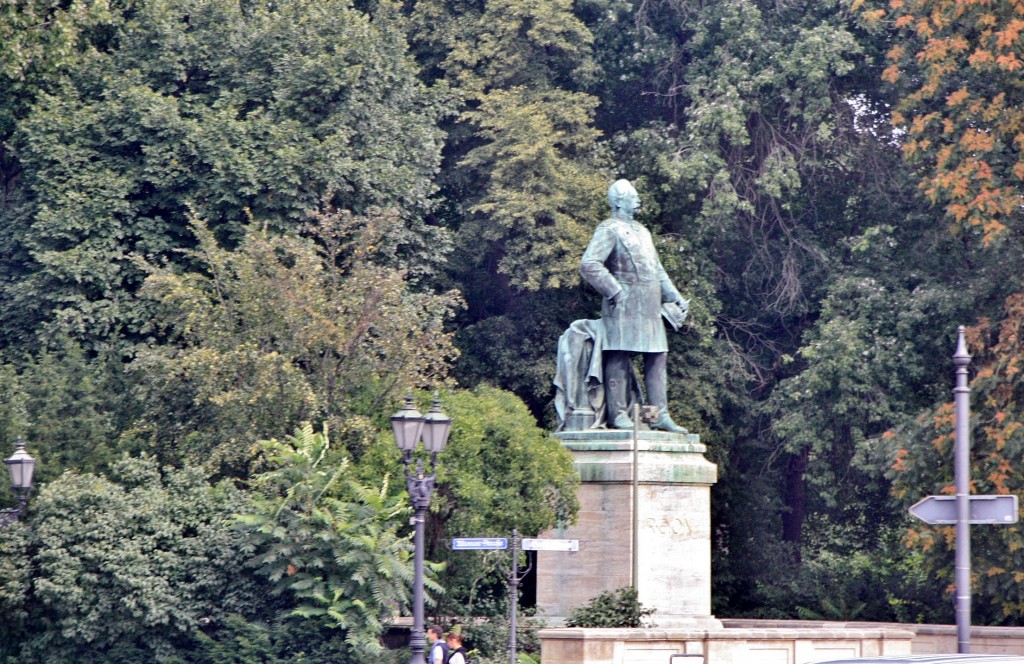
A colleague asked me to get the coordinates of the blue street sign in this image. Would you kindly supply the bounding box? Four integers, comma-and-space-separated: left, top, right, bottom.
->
452, 537, 509, 550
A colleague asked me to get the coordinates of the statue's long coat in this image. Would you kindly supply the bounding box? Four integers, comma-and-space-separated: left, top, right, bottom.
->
580, 218, 682, 353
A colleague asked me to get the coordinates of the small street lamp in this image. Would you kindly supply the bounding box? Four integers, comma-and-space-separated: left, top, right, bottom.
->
1, 437, 36, 527
392, 393, 451, 664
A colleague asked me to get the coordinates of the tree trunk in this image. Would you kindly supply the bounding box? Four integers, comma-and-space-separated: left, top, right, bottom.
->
782, 447, 809, 563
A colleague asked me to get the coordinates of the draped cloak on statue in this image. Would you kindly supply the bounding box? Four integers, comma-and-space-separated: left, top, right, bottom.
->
553, 319, 640, 431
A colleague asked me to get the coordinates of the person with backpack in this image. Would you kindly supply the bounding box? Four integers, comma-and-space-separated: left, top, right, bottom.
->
427, 625, 449, 664
445, 626, 468, 664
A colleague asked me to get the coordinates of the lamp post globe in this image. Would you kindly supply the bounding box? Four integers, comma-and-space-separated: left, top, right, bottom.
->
2, 437, 35, 527
6, 437, 35, 489
392, 392, 451, 664
421, 395, 452, 455
392, 394, 426, 453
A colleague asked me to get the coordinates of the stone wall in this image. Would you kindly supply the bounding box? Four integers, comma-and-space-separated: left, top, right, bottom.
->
539, 626, 914, 664
721, 619, 1024, 655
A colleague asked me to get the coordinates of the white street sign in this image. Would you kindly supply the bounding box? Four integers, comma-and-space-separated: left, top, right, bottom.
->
909, 494, 1019, 525
520, 538, 579, 552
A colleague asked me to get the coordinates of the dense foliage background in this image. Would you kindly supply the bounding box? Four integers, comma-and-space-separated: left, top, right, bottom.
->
2, 0, 1024, 660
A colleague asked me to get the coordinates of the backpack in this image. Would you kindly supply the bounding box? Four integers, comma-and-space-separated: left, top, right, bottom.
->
430, 640, 450, 664
445, 645, 468, 664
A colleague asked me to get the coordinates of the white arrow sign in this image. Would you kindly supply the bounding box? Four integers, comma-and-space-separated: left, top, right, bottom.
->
909, 494, 1019, 525
520, 538, 579, 552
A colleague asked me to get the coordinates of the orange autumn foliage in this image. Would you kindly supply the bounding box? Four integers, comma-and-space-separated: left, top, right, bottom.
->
879, 0, 1024, 246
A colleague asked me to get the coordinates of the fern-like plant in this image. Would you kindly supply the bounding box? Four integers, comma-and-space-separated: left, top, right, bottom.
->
237, 423, 442, 657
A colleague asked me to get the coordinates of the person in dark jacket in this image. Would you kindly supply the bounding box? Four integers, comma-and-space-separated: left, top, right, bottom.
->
427, 625, 448, 664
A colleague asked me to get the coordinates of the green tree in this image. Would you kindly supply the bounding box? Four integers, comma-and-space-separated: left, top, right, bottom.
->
405, 0, 610, 419
577, 0, 988, 620
598, 0, 884, 576
237, 423, 420, 658
0, 0, 122, 236
0, 518, 29, 656
428, 386, 578, 538
767, 277, 958, 547
612, 0, 875, 355
130, 212, 461, 473
0, 456, 265, 664
456, 86, 606, 291
359, 386, 579, 614
9, 0, 1024, 630
0, 337, 129, 481
3, 0, 449, 348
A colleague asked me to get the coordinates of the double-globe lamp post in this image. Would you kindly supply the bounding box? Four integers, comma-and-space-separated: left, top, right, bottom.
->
1, 437, 36, 527
391, 393, 452, 664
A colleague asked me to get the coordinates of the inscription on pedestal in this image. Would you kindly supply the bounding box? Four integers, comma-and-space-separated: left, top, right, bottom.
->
643, 516, 693, 538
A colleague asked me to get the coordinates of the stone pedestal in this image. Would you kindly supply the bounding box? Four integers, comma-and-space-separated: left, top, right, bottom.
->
536, 430, 718, 627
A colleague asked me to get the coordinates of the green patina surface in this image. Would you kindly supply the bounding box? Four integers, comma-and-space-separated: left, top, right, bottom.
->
572, 458, 717, 484
554, 429, 700, 443
553, 430, 717, 485
561, 440, 707, 454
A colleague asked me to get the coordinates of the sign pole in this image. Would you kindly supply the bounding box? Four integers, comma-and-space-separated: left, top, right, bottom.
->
454, 533, 576, 664
910, 328, 1017, 649
509, 529, 519, 664
632, 403, 640, 590
953, 326, 971, 654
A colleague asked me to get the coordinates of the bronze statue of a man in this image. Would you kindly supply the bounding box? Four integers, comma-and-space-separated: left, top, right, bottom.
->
580, 179, 688, 432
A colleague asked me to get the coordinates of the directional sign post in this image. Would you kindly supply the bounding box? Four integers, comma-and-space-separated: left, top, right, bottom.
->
907, 327, 1022, 654
453, 532, 580, 664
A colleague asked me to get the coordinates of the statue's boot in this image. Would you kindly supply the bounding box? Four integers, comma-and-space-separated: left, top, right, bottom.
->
650, 409, 688, 434
642, 353, 686, 432
610, 412, 635, 429
605, 350, 634, 429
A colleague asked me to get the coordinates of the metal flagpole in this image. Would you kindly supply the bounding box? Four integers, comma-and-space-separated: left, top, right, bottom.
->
632, 402, 640, 590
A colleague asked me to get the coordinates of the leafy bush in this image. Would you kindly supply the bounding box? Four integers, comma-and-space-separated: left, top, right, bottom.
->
564, 587, 654, 628
0, 456, 266, 664
237, 423, 423, 658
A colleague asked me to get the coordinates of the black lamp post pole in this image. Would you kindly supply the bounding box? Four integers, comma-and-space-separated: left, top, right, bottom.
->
406, 455, 436, 664
0, 490, 29, 527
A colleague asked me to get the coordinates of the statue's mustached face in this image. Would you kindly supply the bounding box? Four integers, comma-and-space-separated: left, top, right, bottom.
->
621, 190, 641, 215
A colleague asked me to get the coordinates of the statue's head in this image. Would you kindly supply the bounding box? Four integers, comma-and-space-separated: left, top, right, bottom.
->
607, 179, 641, 219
